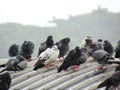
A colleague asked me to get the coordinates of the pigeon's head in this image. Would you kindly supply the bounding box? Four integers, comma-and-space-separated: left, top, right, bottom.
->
75, 46, 81, 55
23, 41, 28, 45
0, 71, 10, 78
85, 39, 93, 46
103, 40, 110, 46
81, 48, 88, 53
98, 39, 102, 42
86, 36, 92, 39
47, 35, 53, 40
75, 46, 80, 51
52, 45, 58, 50
64, 37, 70, 43
118, 40, 120, 45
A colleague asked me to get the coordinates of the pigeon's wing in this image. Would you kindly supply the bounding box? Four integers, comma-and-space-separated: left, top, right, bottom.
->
35, 48, 51, 66
38, 42, 46, 56
78, 53, 88, 64
57, 50, 75, 73
33, 56, 46, 70
44, 49, 55, 65
34, 58, 45, 66
39, 48, 51, 60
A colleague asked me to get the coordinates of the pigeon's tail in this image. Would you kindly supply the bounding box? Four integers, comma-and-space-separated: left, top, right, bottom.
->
115, 66, 120, 71
57, 67, 63, 73
97, 81, 107, 88
57, 63, 70, 73
0, 67, 13, 73
0, 68, 7, 73
0, 64, 6, 73
0, 64, 6, 68
108, 58, 120, 64
97, 78, 110, 89
33, 64, 45, 70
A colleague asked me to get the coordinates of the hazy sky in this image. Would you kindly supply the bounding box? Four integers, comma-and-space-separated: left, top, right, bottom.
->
0, 0, 120, 26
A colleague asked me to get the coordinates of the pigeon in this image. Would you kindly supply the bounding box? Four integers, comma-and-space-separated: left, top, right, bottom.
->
96, 39, 103, 49
97, 71, 120, 90
0, 55, 27, 72
79, 48, 88, 62
80, 36, 93, 52
20, 41, 34, 61
0, 72, 11, 90
103, 40, 114, 56
89, 43, 101, 56
38, 35, 54, 57
80, 47, 88, 56
55, 37, 70, 58
92, 49, 116, 70
33, 45, 59, 70
92, 49, 114, 64
8, 44, 19, 57
57, 46, 88, 73
115, 40, 120, 58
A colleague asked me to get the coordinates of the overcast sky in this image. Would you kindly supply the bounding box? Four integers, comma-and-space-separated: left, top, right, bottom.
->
0, 0, 120, 26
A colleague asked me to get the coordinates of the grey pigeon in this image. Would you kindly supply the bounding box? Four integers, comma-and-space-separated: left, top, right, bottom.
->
0, 55, 27, 72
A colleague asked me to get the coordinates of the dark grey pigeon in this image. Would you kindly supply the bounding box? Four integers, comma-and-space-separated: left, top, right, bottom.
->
96, 39, 103, 49
55, 37, 70, 58
38, 35, 54, 57
20, 41, 34, 60
57, 46, 87, 73
89, 43, 101, 56
8, 44, 19, 57
80, 48, 88, 63
0, 72, 11, 90
115, 40, 120, 58
103, 40, 114, 56
97, 71, 120, 90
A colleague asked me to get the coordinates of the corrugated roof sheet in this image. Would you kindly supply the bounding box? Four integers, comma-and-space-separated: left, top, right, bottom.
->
0, 57, 118, 90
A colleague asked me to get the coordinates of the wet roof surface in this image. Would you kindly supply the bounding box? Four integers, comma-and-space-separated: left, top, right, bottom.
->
0, 57, 118, 90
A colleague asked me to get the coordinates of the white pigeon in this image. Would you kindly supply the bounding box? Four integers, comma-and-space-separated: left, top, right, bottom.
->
33, 45, 59, 70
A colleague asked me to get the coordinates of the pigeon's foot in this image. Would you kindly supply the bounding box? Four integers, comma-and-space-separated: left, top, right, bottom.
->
26, 56, 32, 62
45, 64, 54, 69
58, 57, 64, 62
71, 65, 79, 71
88, 54, 92, 58
97, 66, 106, 71
27, 58, 32, 62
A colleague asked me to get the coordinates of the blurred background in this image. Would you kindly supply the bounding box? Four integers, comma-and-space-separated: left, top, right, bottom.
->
0, 0, 120, 58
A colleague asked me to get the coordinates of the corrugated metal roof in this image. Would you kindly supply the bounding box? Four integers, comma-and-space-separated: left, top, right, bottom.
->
0, 57, 118, 90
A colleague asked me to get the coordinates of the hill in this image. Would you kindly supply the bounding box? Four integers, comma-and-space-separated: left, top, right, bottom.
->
0, 7, 120, 58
